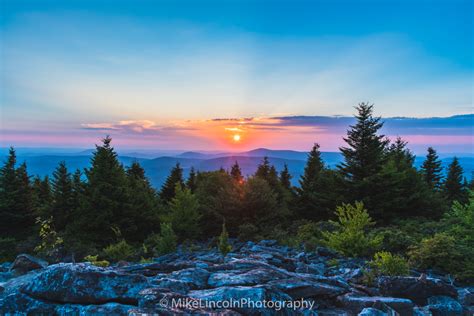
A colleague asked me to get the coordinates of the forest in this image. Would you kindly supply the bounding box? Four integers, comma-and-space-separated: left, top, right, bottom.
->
1, 103, 473, 282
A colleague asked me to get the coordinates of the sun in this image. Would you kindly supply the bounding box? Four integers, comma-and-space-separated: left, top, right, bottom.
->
233, 134, 241, 142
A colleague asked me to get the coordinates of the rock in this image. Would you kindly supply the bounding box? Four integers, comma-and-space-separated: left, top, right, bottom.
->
258, 240, 278, 247
56, 302, 135, 315
9, 254, 48, 275
0, 292, 57, 314
266, 277, 347, 299
21, 263, 149, 305
151, 278, 191, 294
0, 271, 13, 282
378, 276, 458, 305
458, 287, 474, 306
208, 268, 288, 288
169, 267, 210, 289
358, 307, 387, 316
426, 296, 463, 316
0, 262, 11, 272
189, 286, 299, 315
295, 262, 326, 275
338, 294, 414, 315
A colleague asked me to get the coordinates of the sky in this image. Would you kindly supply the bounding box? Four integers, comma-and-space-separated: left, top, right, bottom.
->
0, 0, 473, 153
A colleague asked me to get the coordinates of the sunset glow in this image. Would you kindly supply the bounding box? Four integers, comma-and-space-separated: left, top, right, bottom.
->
233, 134, 241, 142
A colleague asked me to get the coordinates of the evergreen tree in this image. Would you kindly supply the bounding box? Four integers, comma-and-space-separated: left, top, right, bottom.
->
51, 161, 74, 231
297, 143, 340, 220
164, 184, 201, 241
230, 161, 243, 183
279, 163, 292, 191
421, 147, 443, 190
0, 148, 35, 240
338, 103, 389, 219
125, 161, 160, 242
68, 136, 130, 249
186, 167, 197, 192
255, 157, 271, 180
444, 157, 468, 205
160, 163, 184, 203
32, 176, 52, 217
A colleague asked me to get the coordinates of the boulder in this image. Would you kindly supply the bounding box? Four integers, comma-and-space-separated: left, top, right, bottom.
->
295, 262, 326, 275
458, 287, 474, 306
378, 276, 457, 305
9, 254, 48, 275
426, 296, 463, 316
169, 267, 210, 289
56, 302, 135, 315
21, 263, 149, 305
151, 278, 191, 294
266, 277, 347, 299
0, 292, 57, 314
208, 268, 288, 288
358, 307, 387, 316
338, 294, 414, 315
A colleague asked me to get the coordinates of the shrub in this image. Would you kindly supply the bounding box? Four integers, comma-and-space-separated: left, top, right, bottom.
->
408, 233, 474, 281
145, 223, 177, 256
296, 222, 323, 252
238, 223, 260, 241
102, 240, 134, 262
374, 226, 416, 254
84, 255, 110, 267
322, 202, 382, 258
218, 223, 232, 256
34, 217, 64, 261
370, 251, 409, 276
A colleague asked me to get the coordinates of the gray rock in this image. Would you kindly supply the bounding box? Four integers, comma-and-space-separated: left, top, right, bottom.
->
169, 267, 210, 289
208, 268, 288, 287
427, 295, 463, 316
338, 294, 414, 315
266, 277, 347, 299
56, 302, 135, 315
151, 277, 191, 294
0, 292, 57, 314
9, 254, 48, 275
0, 271, 13, 282
0, 262, 11, 272
21, 263, 150, 305
378, 276, 458, 305
458, 287, 474, 306
296, 262, 326, 275
358, 307, 387, 316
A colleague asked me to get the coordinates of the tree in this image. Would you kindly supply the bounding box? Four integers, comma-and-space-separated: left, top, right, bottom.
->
0, 147, 35, 241
421, 147, 443, 190
68, 136, 130, 249
164, 184, 201, 241
230, 161, 243, 183
50, 161, 74, 231
32, 176, 52, 217
444, 157, 468, 205
160, 163, 184, 203
297, 144, 340, 220
218, 222, 232, 256
255, 157, 271, 180
338, 103, 389, 219
279, 163, 292, 191
124, 161, 160, 242
186, 167, 197, 192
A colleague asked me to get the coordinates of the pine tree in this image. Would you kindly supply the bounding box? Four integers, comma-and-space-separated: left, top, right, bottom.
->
297, 143, 339, 220
279, 163, 292, 191
51, 161, 74, 231
255, 157, 271, 180
338, 103, 389, 219
32, 176, 52, 217
421, 147, 443, 190
186, 167, 197, 192
230, 161, 243, 183
125, 161, 160, 242
444, 157, 468, 205
160, 163, 184, 203
0, 148, 35, 240
68, 136, 130, 249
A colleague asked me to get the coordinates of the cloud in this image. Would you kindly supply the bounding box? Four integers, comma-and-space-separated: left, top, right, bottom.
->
80, 120, 194, 135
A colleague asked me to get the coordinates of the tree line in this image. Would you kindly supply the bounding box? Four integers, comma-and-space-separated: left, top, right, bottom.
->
0, 103, 471, 264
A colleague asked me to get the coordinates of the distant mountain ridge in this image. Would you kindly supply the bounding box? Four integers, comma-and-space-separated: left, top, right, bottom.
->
1, 148, 472, 189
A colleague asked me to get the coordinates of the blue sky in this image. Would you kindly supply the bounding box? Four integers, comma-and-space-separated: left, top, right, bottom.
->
0, 0, 472, 151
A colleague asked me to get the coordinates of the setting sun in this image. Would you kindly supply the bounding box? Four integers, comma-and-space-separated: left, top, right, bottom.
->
233, 134, 241, 142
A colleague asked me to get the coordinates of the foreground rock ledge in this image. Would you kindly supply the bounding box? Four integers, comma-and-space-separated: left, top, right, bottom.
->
0, 240, 472, 315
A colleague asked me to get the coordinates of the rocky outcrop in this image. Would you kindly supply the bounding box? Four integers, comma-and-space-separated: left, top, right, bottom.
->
0, 241, 472, 315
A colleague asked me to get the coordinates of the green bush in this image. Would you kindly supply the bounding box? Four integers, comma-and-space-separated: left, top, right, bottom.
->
322, 202, 382, 258
102, 240, 134, 262
295, 222, 324, 252
374, 226, 417, 254
0, 237, 16, 262
370, 251, 409, 276
84, 255, 110, 267
145, 223, 177, 256
238, 223, 260, 241
34, 217, 64, 261
218, 223, 232, 256
408, 233, 474, 281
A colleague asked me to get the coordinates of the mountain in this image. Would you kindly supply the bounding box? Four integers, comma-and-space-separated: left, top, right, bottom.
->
1, 148, 472, 189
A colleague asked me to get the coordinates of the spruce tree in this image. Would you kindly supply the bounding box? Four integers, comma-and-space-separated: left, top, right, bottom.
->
230, 161, 243, 183
186, 167, 197, 192
444, 157, 468, 205
32, 176, 52, 217
421, 147, 443, 190
160, 163, 184, 203
279, 163, 292, 191
69, 136, 130, 249
255, 157, 271, 180
298, 143, 339, 220
0, 148, 35, 240
338, 103, 389, 219
51, 161, 74, 231
125, 161, 160, 242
